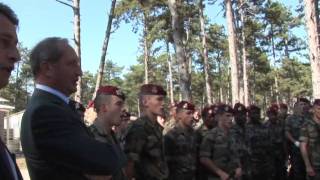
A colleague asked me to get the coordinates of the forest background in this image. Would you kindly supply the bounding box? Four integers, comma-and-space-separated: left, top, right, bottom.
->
0, 0, 317, 115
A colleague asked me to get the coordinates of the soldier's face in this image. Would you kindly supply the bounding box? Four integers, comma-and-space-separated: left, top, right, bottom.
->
177, 109, 194, 128
0, 14, 20, 89
104, 95, 125, 126
234, 113, 246, 125
267, 113, 277, 122
313, 105, 320, 120
145, 95, 165, 116
205, 113, 216, 128
218, 112, 233, 129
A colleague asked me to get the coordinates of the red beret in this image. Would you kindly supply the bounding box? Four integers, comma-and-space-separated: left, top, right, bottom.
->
202, 105, 216, 117
313, 99, 320, 106
279, 103, 288, 109
298, 97, 311, 104
87, 100, 94, 109
176, 101, 195, 111
139, 84, 167, 96
267, 105, 278, 115
216, 104, 234, 114
234, 103, 247, 114
247, 104, 261, 114
169, 101, 177, 109
97, 86, 125, 100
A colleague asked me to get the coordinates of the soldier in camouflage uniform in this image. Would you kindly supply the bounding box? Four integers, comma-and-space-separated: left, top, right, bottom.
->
265, 105, 287, 180
230, 103, 249, 180
245, 105, 273, 180
164, 101, 197, 180
199, 104, 242, 180
300, 99, 320, 180
279, 103, 289, 126
124, 84, 168, 180
195, 104, 217, 180
286, 98, 310, 180
89, 85, 127, 180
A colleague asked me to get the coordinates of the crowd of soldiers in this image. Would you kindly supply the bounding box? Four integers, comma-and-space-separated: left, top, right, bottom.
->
1, 3, 319, 179
76, 83, 320, 180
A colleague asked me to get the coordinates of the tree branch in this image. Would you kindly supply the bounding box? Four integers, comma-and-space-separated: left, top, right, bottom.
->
56, 0, 74, 9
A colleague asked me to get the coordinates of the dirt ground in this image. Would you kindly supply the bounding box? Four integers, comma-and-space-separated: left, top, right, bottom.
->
16, 157, 30, 180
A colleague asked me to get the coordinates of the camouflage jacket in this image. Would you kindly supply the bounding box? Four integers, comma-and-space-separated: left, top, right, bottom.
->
265, 120, 286, 158
199, 127, 240, 178
195, 124, 211, 147
285, 114, 306, 141
229, 124, 247, 159
163, 123, 197, 180
89, 120, 127, 180
124, 116, 168, 180
300, 118, 320, 170
244, 122, 273, 174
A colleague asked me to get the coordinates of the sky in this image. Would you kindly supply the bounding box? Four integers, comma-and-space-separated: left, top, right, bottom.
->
3, 0, 303, 74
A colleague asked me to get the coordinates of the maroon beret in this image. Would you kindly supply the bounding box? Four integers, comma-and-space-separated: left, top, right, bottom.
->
247, 104, 261, 114
176, 101, 195, 111
298, 97, 311, 104
313, 99, 320, 106
279, 103, 288, 109
97, 85, 125, 100
87, 100, 94, 109
234, 103, 247, 114
267, 105, 278, 115
139, 84, 167, 96
216, 104, 234, 115
202, 105, 216, 117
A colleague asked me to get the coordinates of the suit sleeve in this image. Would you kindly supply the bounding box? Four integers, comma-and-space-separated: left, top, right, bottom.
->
31, 104, 125, 175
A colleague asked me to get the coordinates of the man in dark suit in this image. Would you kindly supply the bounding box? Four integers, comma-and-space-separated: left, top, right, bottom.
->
0, 3, 23, 180
21, 37, 125, 180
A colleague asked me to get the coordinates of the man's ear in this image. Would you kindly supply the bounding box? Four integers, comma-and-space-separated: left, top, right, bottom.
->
142, 96, 149, 108
39, 61, 54, 78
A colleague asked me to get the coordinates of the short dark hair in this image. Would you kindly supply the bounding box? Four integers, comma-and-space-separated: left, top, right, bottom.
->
30, 37, 68, 77
0, 3, 19, 25
94, 94, 112, 113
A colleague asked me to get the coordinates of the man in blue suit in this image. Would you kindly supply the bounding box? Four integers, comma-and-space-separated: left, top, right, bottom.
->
21, 37, 125, 180
0, 3, 23, 180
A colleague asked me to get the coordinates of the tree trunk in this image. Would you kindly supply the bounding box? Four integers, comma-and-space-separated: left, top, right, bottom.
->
92, 0, 116, 100
143, 12, 150, 84
199, 0, 212, 105
166, 42, 174, 104
168, 0, 192, 101
225, 0, 239, 105
305, 0, 320, 98
218, 58, 223, 103
270, 24, 280, 103
73, 0, 82, 102
240, 0, 249, 106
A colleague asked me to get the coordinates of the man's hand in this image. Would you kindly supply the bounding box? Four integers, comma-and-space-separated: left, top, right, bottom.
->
235, 167, 242, 179
218, 170, 229, 180
294, 141, 300, 148
306, 165, 316, 177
